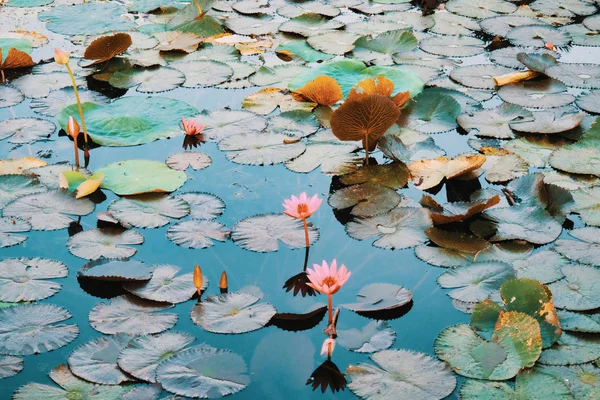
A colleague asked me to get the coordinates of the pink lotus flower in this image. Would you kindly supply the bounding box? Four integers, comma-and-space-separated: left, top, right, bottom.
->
321, 338, 335, 357
182, 118, 207, 136
306, 260, 350, 296
283, 192, 322, 220
54, 48, 70, 65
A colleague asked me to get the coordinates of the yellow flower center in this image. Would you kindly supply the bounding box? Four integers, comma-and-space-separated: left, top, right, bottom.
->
297, 203, 309, 215
321, 276, 336, 287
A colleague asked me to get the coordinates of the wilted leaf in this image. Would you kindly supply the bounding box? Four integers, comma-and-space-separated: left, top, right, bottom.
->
84, 33, 132, 66
408, 154, 486, 190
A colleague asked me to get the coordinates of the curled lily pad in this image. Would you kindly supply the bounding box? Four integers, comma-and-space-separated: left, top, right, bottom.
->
0, 304, 78, 355
346, 349, 456, 400
3, 191, 94, 231
117, 332, 195, 383
97, 160, 187, 196
78, 259, 152, 282
68, 229, 144, 260
191, 291, 276, 334
68, 334, 135, 385
107, 194, 190, 229
167, 220, 231, 249
123, 264, 205, 304
232, 213, 318, 252
0, 258, 67, 302
421, 194, 501, 225
89, 294, 177, 335
437, 261, 515, 303
435, 312, 542, 380
342, 283, 412, 313
218, 132, 306, 166
12, 364, 129, 400
337, 321, 395, 353
0, 216, 30, 249
0, 355, 23, 379
346, 206, 432, 249
329, 183, 401, 217
156, 344, 250, 398
176, 192, 225, 220
488, 47, 558, 69
548, 265, 600, 311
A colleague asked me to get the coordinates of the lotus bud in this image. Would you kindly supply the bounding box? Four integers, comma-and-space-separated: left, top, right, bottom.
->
193, 265, 203, 295
219, 271, 228, 294
67, 116, 80, 138
54, 48, 70, 65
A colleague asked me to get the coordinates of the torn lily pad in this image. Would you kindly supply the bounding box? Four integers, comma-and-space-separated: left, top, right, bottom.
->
0, 217, 30, 249
191, 291, 276, 334
89, 294, 177, 335
0, 258, 67, 302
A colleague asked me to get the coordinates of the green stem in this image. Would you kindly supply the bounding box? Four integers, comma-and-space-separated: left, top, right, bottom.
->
65, 63, 89, 146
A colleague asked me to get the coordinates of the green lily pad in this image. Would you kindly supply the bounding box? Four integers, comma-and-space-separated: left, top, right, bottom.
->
347, 349, 456, 400
276, 40, 334, 63
58, 97, 198, 147
512, 249, 567, 284
0, 175, 45, 209
549, 265, 600, 311
108, 67, 185, 93
38, 3, 135, 35
539, 332, 600, 365
397, 92, 461, 133
471, 300, 503, 341
537, 364, 600, 399
97, 160, 187, 195
288, 59, 424, 98
549, 118, 600, 176
556, 309, 600, 333
0, 258, 67, 302
353, 30, 418, 65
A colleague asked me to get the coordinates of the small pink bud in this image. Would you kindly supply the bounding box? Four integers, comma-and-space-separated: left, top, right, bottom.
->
67, 116, 80, 138
54, 48, 70, 65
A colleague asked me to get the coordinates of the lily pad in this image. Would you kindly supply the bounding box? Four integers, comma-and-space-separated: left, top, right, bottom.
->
108, 67, 185, 93
446, 0, 516, 18
191, 291, 276, 334
118, 331, 194, 384
123, 264, 203, 304
346, 349, 456, 400
538, 332, 600, 365
531, 0, 597, 18
457, 103, 533, 139
89, 294, 177, 335
107, 194, 190, 228
498, 79, 575, 109
0, 86, 24, 108
166, 152, 211, 171
218, 132, 306, 166
0, 304, 78, 355
0, 216, 30, 249
480, 15, 548, 37
0, 356, 23, 379
78, 259, 152, 282
571, 186, 600, 226
549, 119, 600, 176
546, 64, 600, 89
512, 250, 567, 284
397, 92, 461, 133
353, 30, 418, 65
166, 220, 231, 249
67, 228, 144, 260
342, 283, 412, 313
329, 183, 401, 217
0, 117, 55, 144
0, 175, 45, 209
38, 3, 135, 35
408, 154, 486, 190
337, 321, 395, 353
576, 90, 600, 114
231, 213, 319, 252
549, 265, 600, 311
438, 261, 515, 303
58, 97, 198, 147
420, 35, 485, 57
450, 65, 514, 90
197, 109, 267, 142
507, 26, 571, 48
97, 160, 187, 195
176, 192, 225, 220
3, 190, 94, 231
156, 344, 250, 398
0, 258, 67, 302
68, 334, 135, 385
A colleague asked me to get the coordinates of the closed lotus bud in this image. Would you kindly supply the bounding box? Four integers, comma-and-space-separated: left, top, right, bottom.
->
193, 265, 203, 294
54, 48, 70, 65
67, 116, 80, 139
219, 271, 228, 294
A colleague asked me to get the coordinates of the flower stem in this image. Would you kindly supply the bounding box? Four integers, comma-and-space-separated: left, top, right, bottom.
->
364, 136, 369, 166
1, 70, 5, 83
303, 218, 310, 248
327, 294, 333, 325
72, 135, 80, 167
65, 63, 89, 147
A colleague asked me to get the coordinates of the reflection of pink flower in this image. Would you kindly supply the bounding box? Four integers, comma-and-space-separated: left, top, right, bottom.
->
182, 118, 207, 136
306, 260, 351, 296
321, 338, 335, 357
283, 192, 322, 220
67, 116, 80, 138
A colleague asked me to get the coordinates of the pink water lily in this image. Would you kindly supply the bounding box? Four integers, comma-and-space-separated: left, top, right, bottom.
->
306, 260, 350, 296
283, 192, 322, 220
321, 338, 336, 357
182, 117, 207, 136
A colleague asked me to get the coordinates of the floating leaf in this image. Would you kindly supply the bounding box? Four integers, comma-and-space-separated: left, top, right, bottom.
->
457, 103, 533, 139
512, 250, 567, 284
108, 67, 185, 93
438, 261, 515, 303
219, 132, 306, 166
337, 321, 395, 353
107, 194, 189, 228
172, 60, 233, 87
446, 0, 516, 18
549, 265, 600, 311
242, 87, 316, 115
507, 26, 571, 48
232, 214, 318, 252
58, 97, 198, 147
67, 228, 144, 260
346, 206, 432, 249
166, 220, 230, 249
78, 259, 152, 282
176, 192, 225, 220
0, 258, 67, 302
498, 79, 575, 109
531, 0, 597, 18
68, 334, 134, 385
546, 63, 600, 89
118, 332, 194, 383
422, 194, 501, 225
420, 35, 485, 57
329, 183, 401, 217
0, 217, 30, 249
572, 186, 600, 226
0, 355, 23, 379
38, 3, 135, 35
538, 332, 600, 365
0, 157, 47, 175
347, 349, 456, 400
549, 119, 600, 176
450, 65, 514, 90
166, 152, 211, 171
408, 154, 486, 190
353, 30, 417, 65
3, 191, 94, 231
0, 86, 24, 108
294, 76, 343, 107
84, 33, 132, 66
191, 291, 276, 334
397, 92, 461, 133
123, 264, 204, 304
342, 283, 412, 313
536, 364, 600, 399
0, 304, 78, 355
0, 117, 55, 144
268, 110, 319, 139
156, 344, 250, 398
97, 160, 187, 196
89, 294, 177, 335
576, 90, 600, 114
197, 109, 267, 142
279, 14, 345, 37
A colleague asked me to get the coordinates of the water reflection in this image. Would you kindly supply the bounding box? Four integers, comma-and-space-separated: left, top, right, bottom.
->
306, 359, 347, 394
283, 247, 318, 297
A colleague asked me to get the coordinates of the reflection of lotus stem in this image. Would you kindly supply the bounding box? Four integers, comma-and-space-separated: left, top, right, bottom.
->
303, 218, 310, 248
364, 136, 369, 166
327, 294, 333, 325
65, 63, 90, 148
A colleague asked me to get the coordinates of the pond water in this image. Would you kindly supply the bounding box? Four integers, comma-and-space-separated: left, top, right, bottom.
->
1, 0, 600, 399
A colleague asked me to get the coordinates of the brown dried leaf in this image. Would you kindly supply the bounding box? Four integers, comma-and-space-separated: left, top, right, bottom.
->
1, 48, 35, 70
84, 33, 133, 65
408, 154, 486, 190
347, 76, 394, 102
295, 75, 343, 107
